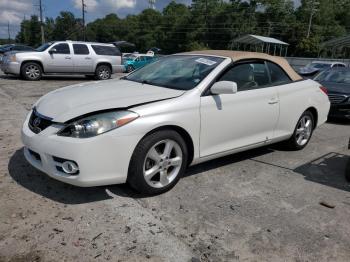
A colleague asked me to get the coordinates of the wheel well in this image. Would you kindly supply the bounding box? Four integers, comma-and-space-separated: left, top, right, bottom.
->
146, 125, 194, 165
21, 60, 44, 72
95, 62, 112, 72
306, 107, 318, 129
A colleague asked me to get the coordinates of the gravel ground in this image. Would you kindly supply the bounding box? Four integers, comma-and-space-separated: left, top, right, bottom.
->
0, 72, 350, 262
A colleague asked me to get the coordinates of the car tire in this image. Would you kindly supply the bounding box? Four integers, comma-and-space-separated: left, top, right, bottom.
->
95, 65, 111, 80
285, 110, 314, 150
21, 62, 42, 81
128, 130, 188, 195
126, 65, 134, 73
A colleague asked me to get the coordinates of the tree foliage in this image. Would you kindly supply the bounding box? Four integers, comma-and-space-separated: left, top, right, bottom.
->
14, 0, 350, 57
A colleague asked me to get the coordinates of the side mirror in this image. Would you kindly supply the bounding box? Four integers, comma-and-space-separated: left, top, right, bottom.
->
211, 81, 238, 95
49, 48, 57, 54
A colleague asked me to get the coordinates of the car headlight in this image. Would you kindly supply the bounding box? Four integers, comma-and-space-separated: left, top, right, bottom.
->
9, 54, 16, 62
57, 110, 139, 138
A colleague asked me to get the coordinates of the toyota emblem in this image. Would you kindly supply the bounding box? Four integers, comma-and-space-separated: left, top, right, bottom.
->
33, 117, 41, 127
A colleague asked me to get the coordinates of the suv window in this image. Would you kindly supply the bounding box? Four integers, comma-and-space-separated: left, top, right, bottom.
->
267, 62, 291, 85
73, 44, 89, 55
91, 45, 121, 56
51, 43, 70, 54
218, 62, 270, 91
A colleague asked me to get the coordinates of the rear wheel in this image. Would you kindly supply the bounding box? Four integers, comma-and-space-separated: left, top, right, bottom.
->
128, 130, 188, 195
95, 65, 111, 80
21, 62, 42, 81
126, 65, 134, 73
285, 111, 314, 150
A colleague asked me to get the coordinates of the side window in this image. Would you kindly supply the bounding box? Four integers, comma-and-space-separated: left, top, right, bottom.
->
218, 62, 270, 91
73, 44, 89, 55
267, 62, 291, 85
337, 64, 345, 68
51, 43, 70, 54
91, 45, 121, 56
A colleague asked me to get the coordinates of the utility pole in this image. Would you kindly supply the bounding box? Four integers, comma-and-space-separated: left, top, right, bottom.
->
82, 0, 87, 40
7, 21, 10, 43
307, 0, 319, 38
39, 0, 45, 43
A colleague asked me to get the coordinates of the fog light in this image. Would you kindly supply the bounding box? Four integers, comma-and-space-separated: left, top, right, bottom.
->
62, 161, 79, 174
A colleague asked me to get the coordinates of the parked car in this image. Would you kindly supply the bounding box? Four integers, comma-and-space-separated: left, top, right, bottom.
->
21, 51, 330, 194
314, 68, 350, 119
123, 54, 157, 72
1, 41, 122, 80
0, 44, 34, 64
298, 61, 346, 77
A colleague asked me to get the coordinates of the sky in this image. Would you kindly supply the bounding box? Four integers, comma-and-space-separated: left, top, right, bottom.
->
0, 0, 299, 40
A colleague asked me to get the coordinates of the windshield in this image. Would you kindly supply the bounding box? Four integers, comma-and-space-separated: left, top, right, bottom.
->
124, 55, 224, 90
315, 70, 350, 84
36, 42, 53, 52
307, 63, 331, 69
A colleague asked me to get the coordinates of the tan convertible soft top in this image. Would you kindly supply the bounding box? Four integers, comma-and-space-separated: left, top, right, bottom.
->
182, 50, 302, 81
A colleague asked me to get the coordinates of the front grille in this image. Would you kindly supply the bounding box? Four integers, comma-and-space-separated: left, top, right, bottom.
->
328, 94, 348, 104
28, 109, 53, 134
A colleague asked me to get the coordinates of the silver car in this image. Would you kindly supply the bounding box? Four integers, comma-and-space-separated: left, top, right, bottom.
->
0, 41, 123, 80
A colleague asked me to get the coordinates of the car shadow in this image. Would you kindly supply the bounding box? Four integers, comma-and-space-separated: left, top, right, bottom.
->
294, 152, 350, 192
9, 147, 350, 204
0, 74, 89, 81
327, 118, 350, 126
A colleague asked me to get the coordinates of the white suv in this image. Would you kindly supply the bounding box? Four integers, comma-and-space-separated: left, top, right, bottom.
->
0, 41, 123, 80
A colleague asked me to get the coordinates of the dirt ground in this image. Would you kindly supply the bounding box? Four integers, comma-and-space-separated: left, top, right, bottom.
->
0, 72, 350, 262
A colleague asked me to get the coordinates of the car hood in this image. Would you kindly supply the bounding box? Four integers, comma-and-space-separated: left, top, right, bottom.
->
320, 81, 350, 95
35, 79, 185, 122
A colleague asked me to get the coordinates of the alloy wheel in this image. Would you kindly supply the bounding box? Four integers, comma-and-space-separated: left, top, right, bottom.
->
295, 115, 313, 146
143, 139, 183, 188
25, 65, 40, 79
98, 69, 110, 80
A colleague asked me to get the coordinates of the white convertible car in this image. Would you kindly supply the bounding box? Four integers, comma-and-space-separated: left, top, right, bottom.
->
22, 50, 330, 194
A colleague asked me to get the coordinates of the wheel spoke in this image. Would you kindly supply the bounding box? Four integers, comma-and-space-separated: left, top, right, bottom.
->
145, 165, 160, 180
305, 119, 311, 128
169, 156, 182, 167
148, 147, 161, 163
159, 170, 169, 186
297, 135, 303, 145
296, 128, 304, 135
163, 140, 174, 158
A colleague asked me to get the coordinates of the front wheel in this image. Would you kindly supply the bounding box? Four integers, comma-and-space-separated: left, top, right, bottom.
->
21, 62, 42, 81
285, 111, 314, 150
95, 65, 111, 80
126, 65, 134, 73
128, 130, 188, 195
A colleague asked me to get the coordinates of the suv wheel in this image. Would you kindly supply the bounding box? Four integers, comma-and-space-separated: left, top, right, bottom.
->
21, 62, 42, 81
95, 65, 111, 80
128, 130, 188, 195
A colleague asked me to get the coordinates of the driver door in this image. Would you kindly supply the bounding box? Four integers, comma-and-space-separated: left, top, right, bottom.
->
46, 43, 74, 73
200, 60, 279, 157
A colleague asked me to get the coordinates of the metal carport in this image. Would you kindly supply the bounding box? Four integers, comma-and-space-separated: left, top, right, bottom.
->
231, 34, 289, 57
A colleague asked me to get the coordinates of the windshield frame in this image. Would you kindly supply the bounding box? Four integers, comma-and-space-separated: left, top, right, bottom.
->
35, 42, 54, 52
123, 54, 225, 91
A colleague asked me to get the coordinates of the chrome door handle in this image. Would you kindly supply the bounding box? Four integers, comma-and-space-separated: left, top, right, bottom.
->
268, 98, 279, 104
65, 56, 71, 59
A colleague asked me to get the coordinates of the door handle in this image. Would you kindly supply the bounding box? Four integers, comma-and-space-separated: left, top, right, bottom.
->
268, 98, 279, 105
85, 57, 92, 60
65, 56, 71, 60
